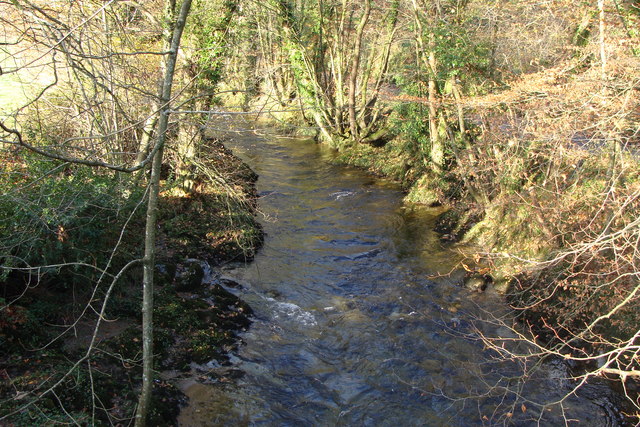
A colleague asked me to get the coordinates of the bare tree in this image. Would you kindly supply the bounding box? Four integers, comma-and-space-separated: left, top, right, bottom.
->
1, 0, 194, 424
230, 0, 400, 146
136, 0, 193, 424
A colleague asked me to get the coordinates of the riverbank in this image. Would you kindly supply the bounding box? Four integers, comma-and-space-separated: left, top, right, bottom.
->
0, 137, 263, 425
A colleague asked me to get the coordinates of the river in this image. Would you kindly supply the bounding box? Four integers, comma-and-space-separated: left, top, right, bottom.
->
177, 126, 627, 426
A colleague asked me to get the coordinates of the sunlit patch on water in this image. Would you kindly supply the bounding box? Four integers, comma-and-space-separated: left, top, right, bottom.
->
330, 190, 356, 200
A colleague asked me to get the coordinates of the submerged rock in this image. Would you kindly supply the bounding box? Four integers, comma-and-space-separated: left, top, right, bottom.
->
175, 259, 205, 291
463, 272, 490, 292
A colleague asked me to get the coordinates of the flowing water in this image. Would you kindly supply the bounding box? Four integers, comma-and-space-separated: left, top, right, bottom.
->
177, 127, 627, 426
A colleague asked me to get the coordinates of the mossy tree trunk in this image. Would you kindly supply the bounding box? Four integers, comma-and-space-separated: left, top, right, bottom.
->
255, 0, 397, 148
411, 0, 445, 173
347, 0, 371, 143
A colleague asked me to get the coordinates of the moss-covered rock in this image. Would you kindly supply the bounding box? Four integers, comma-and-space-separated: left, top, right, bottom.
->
174, 260, 205, 291
404, 174, 441, 206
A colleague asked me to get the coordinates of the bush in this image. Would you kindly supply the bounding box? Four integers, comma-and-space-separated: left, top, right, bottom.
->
0, 149, 144, 291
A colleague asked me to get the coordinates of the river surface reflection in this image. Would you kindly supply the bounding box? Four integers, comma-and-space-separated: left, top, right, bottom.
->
178, 128, 624, 426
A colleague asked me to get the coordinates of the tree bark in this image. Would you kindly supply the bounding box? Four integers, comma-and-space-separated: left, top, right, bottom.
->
347, 0, 370, 143
135, 0, 192, 425
411, 0, 444, 172
598, 0, 607, 80
427, 33, 444, 172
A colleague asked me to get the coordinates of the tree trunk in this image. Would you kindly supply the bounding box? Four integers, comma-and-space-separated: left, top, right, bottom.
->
411, 0, 444, 172
347, 0, 370, 143
427, 35, 444, 173
598, 0, 607, 80
135, 0, 192, 425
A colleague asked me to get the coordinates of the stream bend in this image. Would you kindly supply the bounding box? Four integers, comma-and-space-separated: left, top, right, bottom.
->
179, 131, 626, 426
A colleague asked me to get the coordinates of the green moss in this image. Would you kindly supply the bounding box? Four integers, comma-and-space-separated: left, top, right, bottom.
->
464, 203, 551, 259
404, 175, 441, 205
154, 288, 206, 331
189, 328, 227, 363
330, 134, 422, 191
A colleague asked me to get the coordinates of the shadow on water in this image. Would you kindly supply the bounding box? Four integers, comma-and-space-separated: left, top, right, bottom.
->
178, 126, 628, 426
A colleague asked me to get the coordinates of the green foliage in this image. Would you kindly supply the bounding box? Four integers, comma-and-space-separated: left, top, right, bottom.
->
189, 0, 239, 86
0, 356, 106, 425
572, 13, 593, 47
288, 45, 317, 104
397, 6, 492, 94
154, 287, 205, 330
390, 103, 430, 161
0, 292, 76, 354
190, 327, 226, 363
0, 299, 32, 352
431, 22, 491, 82
0, 150, 144, 289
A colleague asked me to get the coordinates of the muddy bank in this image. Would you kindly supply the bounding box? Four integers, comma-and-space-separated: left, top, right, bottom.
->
0, 137, 263, 425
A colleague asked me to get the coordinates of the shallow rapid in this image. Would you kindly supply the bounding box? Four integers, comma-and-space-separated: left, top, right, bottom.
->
178, 127, 626, 426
